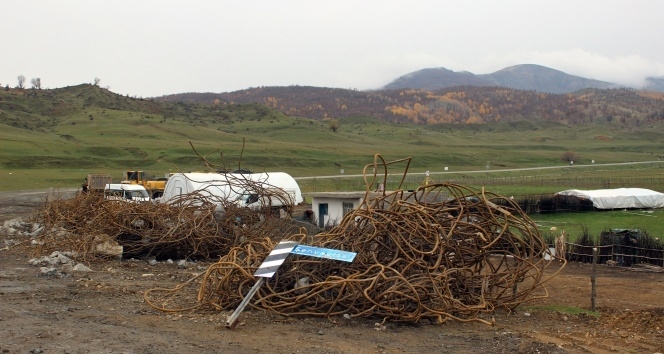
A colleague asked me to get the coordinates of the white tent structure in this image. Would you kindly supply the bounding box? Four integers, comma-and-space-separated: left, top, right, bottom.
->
160, 172, 237, 206
160, 172, 303, 208
555, 188, 664, 209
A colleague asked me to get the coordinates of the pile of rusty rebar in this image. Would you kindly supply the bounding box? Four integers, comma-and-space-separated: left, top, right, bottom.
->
144, 155, 565, 325
31, 177, 301, 261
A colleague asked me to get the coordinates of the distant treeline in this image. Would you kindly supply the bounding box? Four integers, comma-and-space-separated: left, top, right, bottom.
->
156, 86, 664, 127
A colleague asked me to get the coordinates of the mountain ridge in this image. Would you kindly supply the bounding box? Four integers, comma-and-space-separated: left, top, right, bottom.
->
645, 76, 664, 92
383, 64, 620, 93
151, 63, 664, 126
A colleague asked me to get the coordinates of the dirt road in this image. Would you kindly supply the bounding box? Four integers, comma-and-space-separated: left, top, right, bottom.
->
1, 192, 663, 353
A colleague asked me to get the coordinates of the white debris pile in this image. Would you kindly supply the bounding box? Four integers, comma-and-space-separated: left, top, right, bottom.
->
28, 251, 93, 277
2, 218, 43, 249
145, 257, 196, 269
1, 218, 44, 247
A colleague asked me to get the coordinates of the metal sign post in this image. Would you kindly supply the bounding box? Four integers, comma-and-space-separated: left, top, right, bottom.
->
225, 240, 357, 329
225, 240, 298, 329
225, 277, 265, 329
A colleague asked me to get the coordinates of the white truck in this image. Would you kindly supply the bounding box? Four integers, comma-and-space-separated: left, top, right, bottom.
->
104, 184, 151, 203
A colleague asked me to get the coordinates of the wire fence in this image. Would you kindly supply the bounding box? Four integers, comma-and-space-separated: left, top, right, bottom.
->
437, 176, 664, 190
301, 175, 664, 196
561, 242, 664, 268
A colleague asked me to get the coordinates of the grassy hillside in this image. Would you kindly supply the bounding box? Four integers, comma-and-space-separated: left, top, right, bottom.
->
1, 85, 663, 193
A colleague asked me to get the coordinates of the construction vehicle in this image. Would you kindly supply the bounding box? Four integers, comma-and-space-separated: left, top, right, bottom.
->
85, 173, 113, 194
121, 171, 168, 199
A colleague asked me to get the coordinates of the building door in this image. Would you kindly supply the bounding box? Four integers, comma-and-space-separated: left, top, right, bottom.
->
318, 203, 328, 228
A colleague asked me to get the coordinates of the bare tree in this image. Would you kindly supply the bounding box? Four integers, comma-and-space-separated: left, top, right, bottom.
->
93, 77, 101, 86
30, 78, 42, 89
561, 151, 579, 164
17, 75, 26, 89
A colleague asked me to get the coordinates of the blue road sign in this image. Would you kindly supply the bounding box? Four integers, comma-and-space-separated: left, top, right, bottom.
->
291, 245, 356, 262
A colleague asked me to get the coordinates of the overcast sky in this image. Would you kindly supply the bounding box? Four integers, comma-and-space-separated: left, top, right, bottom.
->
2, 0, 663, 97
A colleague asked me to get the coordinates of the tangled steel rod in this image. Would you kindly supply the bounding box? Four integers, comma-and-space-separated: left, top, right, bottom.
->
145, 154, 565, 325
31, 180, 301, 261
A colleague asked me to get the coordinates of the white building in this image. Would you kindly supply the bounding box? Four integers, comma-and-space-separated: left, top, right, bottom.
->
307, 188, 451, 228
308, 192, 368, 228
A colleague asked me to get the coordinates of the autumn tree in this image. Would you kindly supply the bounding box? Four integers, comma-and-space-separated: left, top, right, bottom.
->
328, 119, 340, 132
17, 75, 25, 89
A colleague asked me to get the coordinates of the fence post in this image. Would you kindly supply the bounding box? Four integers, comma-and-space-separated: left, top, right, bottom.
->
591, 247, 598, 312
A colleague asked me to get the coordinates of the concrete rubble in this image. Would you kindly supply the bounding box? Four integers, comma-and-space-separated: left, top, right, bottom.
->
28, 251, 93, 277
1, 217, 40, 235
4, 216, 240, 280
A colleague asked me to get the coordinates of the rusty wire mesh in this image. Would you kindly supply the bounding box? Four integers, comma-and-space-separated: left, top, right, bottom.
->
144, 155, 566, 325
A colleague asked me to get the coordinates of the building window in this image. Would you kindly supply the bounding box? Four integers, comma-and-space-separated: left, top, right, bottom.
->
342, 201, 354, 216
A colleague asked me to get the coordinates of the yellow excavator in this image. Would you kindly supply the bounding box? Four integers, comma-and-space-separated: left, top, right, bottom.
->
121, 171, 168, 199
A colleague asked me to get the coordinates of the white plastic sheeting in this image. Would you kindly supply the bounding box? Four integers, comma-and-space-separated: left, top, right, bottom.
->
160, 172, 303, 207
555, 188, 664, 209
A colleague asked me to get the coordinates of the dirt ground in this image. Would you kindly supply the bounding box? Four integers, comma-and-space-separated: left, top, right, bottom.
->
1, 190, 663, 354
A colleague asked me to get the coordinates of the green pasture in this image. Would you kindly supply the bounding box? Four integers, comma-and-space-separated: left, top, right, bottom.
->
530, 209, 664, 243
2, 85, 664, 193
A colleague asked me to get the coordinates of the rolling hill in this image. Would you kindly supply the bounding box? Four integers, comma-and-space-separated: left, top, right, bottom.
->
157, 85, 664, 127
1, 84, 664, 192
154, 65, 664, 127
